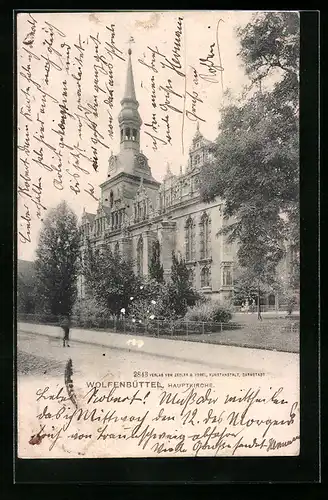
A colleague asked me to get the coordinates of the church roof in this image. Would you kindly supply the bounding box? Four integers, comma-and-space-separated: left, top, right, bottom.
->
83, 212, 95, 223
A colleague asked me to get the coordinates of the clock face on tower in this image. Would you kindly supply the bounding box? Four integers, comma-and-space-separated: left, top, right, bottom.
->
135, 153, 148, 169
109, 154, 117, 173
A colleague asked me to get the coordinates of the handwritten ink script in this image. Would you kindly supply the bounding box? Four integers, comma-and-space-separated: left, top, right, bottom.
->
18, 373, 299, 458
138, 17, 224, 153
17, 12, 226, 250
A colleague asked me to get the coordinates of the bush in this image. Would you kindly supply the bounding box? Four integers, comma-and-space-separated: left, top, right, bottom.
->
184, 301, 232, 324
129, 277, 172, 322
72, 297, 111, 328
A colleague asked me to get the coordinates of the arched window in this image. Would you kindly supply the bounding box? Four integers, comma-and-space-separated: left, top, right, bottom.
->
110, 190, 114, 208
115, 241, 120, 255
125, 127, 130, 140
132, 129, 137, 141
222, 266, 233, 286
200, 212, 211, 259
201, 266, 211, 288
185, 216, 195, 262
137, 235, 143, 276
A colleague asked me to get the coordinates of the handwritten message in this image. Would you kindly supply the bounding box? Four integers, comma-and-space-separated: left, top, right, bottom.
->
17, 12, 227, 255
17, 14, 129, 248
139, 18, 224, 153
19, 370, 299, 458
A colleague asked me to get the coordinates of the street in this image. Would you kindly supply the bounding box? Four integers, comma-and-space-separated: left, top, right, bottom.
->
17, 330, 300, 459
17, 330, 233, 380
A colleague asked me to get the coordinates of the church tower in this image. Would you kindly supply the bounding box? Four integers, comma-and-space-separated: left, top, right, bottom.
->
100, 48, 160, 225
118, 48, 142, 153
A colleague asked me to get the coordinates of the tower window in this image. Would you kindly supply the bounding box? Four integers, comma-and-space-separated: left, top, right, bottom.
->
125, 127, 130, 140
200, 212, 211, 259
132, 129, 137, 141
110, 190, 114, 208
137, 235, 143, 276
185, 216, 195, 262
120, 129, 123, 141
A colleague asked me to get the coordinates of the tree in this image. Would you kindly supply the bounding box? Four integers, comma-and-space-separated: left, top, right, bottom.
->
129, 277, 168, 322
35, 201, 80, 318
82, 241, 140, 317
148, 240, 164, 283
17, 260, 37, 314
167, 251, 198, 317
200, 12, 299, 317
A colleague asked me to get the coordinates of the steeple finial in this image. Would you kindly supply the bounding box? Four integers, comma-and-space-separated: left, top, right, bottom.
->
123, 43, 137, 101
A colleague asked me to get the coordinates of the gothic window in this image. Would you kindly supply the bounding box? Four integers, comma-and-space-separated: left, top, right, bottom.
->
125, 127, 130, 140
200, 212, 211, 259
110, 190, 114, 208
185, 216, 195, 262
137, 235, 143, 276
132, 129, 137, 141
115, 241, 120, 254
201, 266, 211, 288
195, 154, 201, 165
222, 266, 233, 286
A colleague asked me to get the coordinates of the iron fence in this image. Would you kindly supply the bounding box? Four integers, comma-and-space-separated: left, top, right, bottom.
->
17, 312, 300, 338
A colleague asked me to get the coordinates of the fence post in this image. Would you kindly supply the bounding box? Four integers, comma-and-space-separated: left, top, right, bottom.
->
202, 322, 205, 335
157, 320, 160, 338
114, 317, 116, 333
186, 321, 188, 338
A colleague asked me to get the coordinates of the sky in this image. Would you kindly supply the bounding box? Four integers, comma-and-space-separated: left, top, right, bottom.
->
17, 10, 254, 261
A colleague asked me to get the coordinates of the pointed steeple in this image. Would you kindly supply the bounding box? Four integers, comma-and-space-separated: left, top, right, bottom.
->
118, 48, 142, 152
123, 49, 137, 101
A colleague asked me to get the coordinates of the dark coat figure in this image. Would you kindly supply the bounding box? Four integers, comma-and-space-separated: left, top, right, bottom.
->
61, 317, 70, 347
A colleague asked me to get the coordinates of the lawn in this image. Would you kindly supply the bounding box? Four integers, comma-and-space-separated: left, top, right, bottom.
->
165, 315, 300, 353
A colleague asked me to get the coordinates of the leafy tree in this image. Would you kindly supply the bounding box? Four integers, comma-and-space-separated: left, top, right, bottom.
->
82, 240, 140, 317
167, 251, 199, 317
35, 201, 80, 318
17, 276, 36, 314
200, 11, 299, 317
129, 277, 168, 322
17, 260, 37, 314
148, 240, 164, 283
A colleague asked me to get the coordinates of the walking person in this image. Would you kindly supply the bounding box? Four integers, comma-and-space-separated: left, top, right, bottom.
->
62, 316, 70, 347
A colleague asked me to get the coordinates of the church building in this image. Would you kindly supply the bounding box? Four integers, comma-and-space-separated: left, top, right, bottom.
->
79, 49, 239, 304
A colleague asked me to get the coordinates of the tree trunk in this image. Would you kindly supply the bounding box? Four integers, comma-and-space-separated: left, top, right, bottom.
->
275, 292, 279, 316
257, 287, 262, 321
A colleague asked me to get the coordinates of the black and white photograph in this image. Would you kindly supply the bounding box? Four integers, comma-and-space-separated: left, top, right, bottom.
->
17, 10, 301, 459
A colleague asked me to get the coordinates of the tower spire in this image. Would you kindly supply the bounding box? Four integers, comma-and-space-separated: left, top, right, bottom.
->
123, 48, 137, 102
118, 47, 142, 152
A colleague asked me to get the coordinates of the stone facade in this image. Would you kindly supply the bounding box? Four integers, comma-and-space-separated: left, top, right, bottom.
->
79, 49, 238, 304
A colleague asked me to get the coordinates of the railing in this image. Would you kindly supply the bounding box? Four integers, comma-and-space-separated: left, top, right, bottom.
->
17, 312, 300, 338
